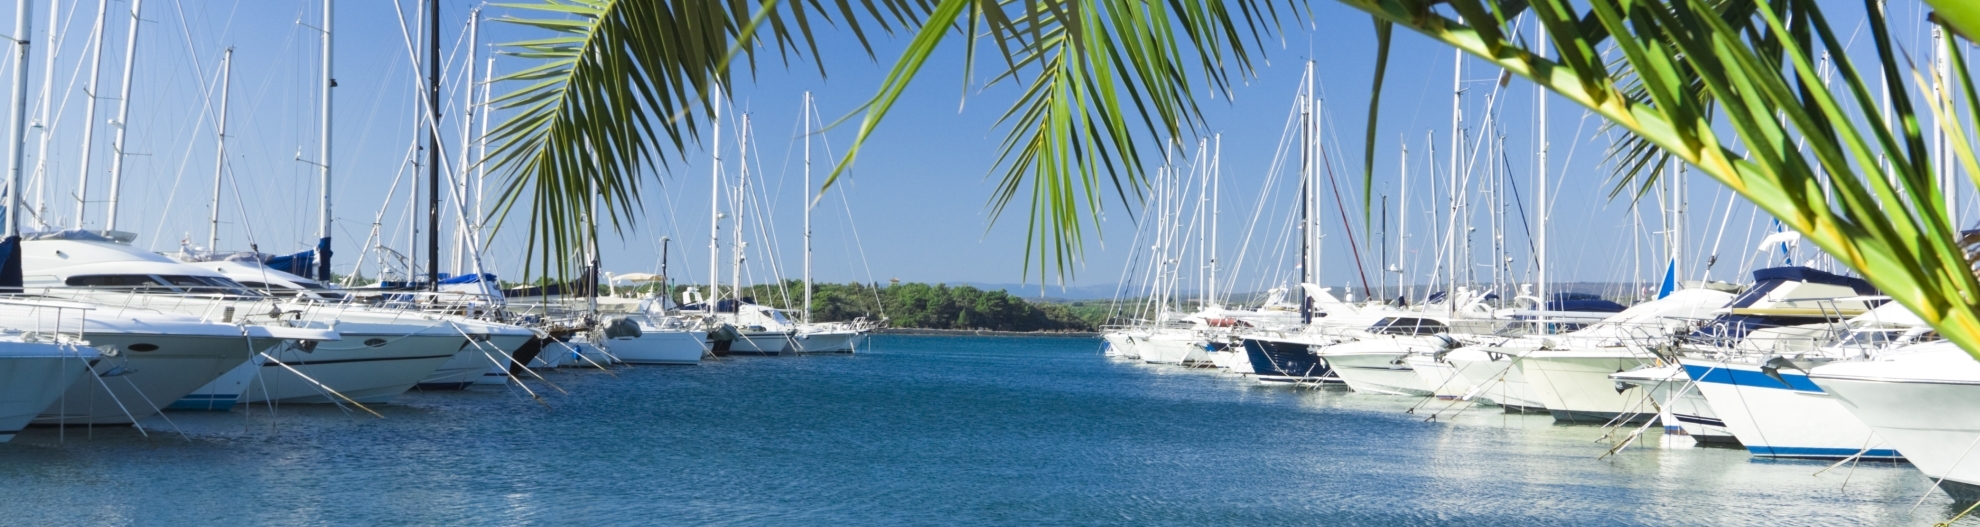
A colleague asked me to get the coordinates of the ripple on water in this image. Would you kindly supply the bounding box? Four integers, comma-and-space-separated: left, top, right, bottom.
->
0, 335, 1961, 525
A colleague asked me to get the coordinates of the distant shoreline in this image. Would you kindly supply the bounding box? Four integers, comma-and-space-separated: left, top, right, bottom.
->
877, 328, 1099, 338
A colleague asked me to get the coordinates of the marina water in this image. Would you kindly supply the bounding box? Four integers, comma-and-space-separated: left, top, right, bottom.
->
0, 335, 1958, 525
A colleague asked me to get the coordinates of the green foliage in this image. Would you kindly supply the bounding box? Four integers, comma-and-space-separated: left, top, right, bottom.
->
677, 281, 1094, 331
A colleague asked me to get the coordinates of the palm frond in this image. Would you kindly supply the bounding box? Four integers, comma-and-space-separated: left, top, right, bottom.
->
1340, 0, 1980, 358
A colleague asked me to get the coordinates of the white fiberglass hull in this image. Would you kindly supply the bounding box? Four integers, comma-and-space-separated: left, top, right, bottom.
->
244, 333, 464, 405
1404, 355, 1464, 399
1812, 344, 1980, 498
37, 333, 271, 425
170, 360, 259, 411
1443, 351, 1546, 411
726, 331, 792, 356
1684, 358, 1894, 458
1141, 335, 1209, 366
424, 331, 532, 389
0, 343, 95, 441
1611, 364, 1733, 444
1102, 332, 1139, 359
1518, 350, 1659, 424
609, 330, 708, 365
793, 330, 859, 354
1321, 351, 1430, 396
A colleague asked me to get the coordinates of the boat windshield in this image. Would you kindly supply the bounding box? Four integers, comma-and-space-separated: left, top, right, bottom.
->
1370, 317, 1447, 336
71, 273, 267, 296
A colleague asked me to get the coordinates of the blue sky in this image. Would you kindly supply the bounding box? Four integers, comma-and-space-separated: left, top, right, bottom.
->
0, 0, 1952, 296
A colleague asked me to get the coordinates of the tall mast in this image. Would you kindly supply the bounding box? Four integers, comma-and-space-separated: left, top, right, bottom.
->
1208, 133, 1219, 308
316, 0, 333, 280
6, 0, 36, 245
102, 0, 139, 231
1447, 47, 1462, 314
205, 49, 230, 250
1298, 61, 1313, 324
1397, 142, 1407, 302
27, 0, 54, 231
802, 91, 812, 322
1195, 138, 1206, 309
708, 89, 721, 306
453, 10, 478, 275
732, 114, 748, 303
1937, 27, 1957, 222
424, 0, 440, 289
71, 0, 105, 227
474, 57, 491, 246
1535, 20, 1548, 313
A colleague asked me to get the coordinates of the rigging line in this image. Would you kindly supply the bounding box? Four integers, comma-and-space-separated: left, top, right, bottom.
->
1317, 132, 1372, 294
149, 0, 231, 250
1496, 145, 1538, 262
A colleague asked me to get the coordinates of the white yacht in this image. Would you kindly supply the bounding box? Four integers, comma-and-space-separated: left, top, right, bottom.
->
1511, 288, 1735, 423
0, 331, 99, 441
7, 300, 313, 425
1674, 300, 1922, 457
1319, 316, 1466, 396
684, 297, 794, 356
597, 297, 708, 365
1811, 341, 1980, 500
21, 236, 464, 406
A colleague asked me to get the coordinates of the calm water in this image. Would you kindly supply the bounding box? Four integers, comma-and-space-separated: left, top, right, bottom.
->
0, 335, 1963, 525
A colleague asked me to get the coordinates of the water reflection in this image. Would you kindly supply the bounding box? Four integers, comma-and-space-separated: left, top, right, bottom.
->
0, 335, 1963, 525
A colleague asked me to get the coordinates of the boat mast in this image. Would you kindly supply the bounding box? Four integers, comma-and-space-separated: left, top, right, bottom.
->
1397, 141, 1407, 303
474, 57, 491, 246
102, 0, 140, 231
205, 48, 231, 251
708, 89, 721, 308
1298, 61, 1312, 324
732, 115, 748, 304
1195, 133, 1211, 309
1447, 48, 1462, 315
453, 10, 478, 275
802, 91, 812, 322
71, 0, 105, 228
1535, 20, 1548, 314
1937, 27, 1956, 222
316, 0, 333, 281
424, 0, 440, 290
27, 0, 54, 231
6, 0, 36, 247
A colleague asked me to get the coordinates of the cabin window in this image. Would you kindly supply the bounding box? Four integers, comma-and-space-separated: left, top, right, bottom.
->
65, 274, 168, 288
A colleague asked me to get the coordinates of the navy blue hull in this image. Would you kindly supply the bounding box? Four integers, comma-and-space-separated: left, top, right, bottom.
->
1242, 338, 1336, 382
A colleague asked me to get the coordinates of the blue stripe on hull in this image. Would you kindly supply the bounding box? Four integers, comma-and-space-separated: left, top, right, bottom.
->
1683, 363, 1823, 392
1746, 445, 1903, 459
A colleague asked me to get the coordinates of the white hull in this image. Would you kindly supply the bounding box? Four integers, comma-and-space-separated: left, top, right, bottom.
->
37, 333, 270, 425
1812, 344, 1980, 498
1685, 358, 1894, 458
244, 333, 463, 405
1518, 350, 1659, 424
609, 330, 707, 365
1611, 364, 1732, 443
1141, 335, 1209, 365
171, 359, 259, 411
0, 344, 94, 441
1444, 351, 1546, 411
727, 331, 792, 355
1321, 352, 1430, 396
1102, 332, 1135, 358
1405, 355, 1464, 398
793, 330, 859, 354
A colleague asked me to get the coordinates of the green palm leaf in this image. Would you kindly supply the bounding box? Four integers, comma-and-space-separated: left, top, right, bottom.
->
1342, 0, 1980, 358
